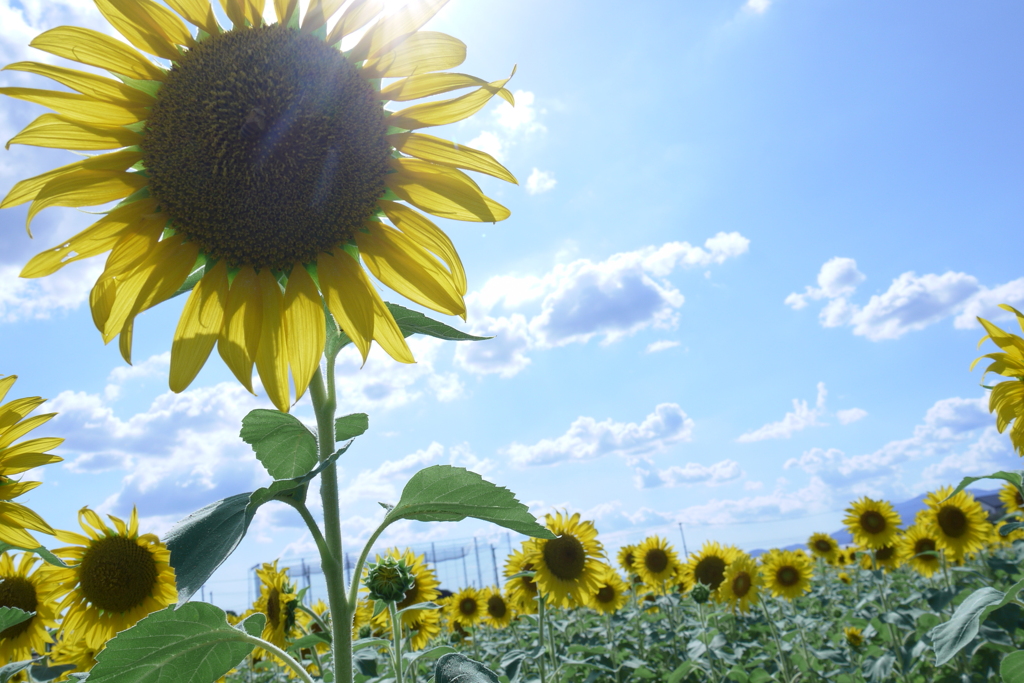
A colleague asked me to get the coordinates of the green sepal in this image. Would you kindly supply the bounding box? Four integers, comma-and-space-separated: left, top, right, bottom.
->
113, 186, 151, 210
114, 73, 163, 97
371, 599, 387, 619
171, 254, 211, 299
195, 28, 213, 42
122, 120, 147, 134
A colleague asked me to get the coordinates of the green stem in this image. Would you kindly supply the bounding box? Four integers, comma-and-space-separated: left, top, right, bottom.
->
758, 596, 792, 683
537, 596, 548, 683
388, 602, 404, 683
295, 602, 330, 636
697, 601, 720, 683
237, 633, 316, 683
871, 552, 911, 683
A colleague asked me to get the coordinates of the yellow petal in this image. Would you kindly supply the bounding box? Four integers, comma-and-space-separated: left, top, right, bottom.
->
164, 0, 221, 36
30, 26, 165, 82
275, 0, 299, 25
255, 269, 290, 412
0, 397, 45, 434
0, 481, 42, 501
1, 437, 64, 461
0, 87, 148, 127
356, 222, 465, 317
243, 0, 266, 27
370, 290, 414, 364
0, 454, 63, 476
379, 72, 514, 104
53, 528, 90, 546
348, 0, 448, 64
90, 275, 118, 333
218, 267, 263, 393
21, 197, 159, 278
0, 502, 54, 535
302, 0, 345, 34
218, 0, 247, 29
6, 113, 141, 151
27, 170, 148, 233
282, 265, 325, 401
0, 377, 16, 406
387, 67, 515, 129
95, 0, 194, 61
363, 31, 465, 79
0, 512, 47, 548
316, 250, 374, 362
386, 158, 510, 222
325, 0, 382, 45
0, 412, 55, 450
4, 61, 154, 106
379, 200, 465, 294
2, 148, 141, 211
80, 507, 105, 532
170, 260, 228, 393
389, 131, 516, 184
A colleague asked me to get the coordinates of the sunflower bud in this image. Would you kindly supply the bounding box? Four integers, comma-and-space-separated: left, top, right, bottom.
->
363, 557, 415, 603
691, 581, 711, 604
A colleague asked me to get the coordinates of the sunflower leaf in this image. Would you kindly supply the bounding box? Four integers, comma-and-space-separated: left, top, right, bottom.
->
946, 470, 1024, 501
0, 607, 32, 634
435, 653, 500, 683
0, 661, 34, 683
1001, 650, 1024, 683
386, 302, 490, 341
236, 611, 266, 638
384, 465, 554, 539
84, 603, 255, 683
240, 409, 319, 480
930, 582, 1024, 666
0, 542, 67, 567
335, 413, 369, 441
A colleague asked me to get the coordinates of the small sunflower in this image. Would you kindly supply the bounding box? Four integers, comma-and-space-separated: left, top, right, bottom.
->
859, 543, 900, 572
807, 533, 839, 563
616, 544, 637, 575
503, 542, 539, 614
633, 536, 679, 593
919, 487, 991, 560
351, 598, 375, 640
526, 512, 604, 608
405, 607, 441, 651
588, 565, 629, 615
0, 375, 63, 548
897, 525, 942, 577
843, 497, 902, 549
446, 586, 484, 629
480, 586, 512, 629
295, 598, 330, 661
716, 553, 761, 614
48, 633, 99, 679
681, 541, 739, 594
253, 560, 300, 651
760, 549, 812, 601
972, 306, 1024, 455
50, 507, 176, 650
837, 572, 852, 585
998, 481, 1024, 516
0, 552, 59, 662
993, 520, 1024, 546
844, 626, 864, 649
3, 0, 517, 413
370, 548, 440, 630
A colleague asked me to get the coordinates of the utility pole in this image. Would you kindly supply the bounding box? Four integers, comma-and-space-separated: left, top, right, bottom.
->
473, 537, 483, 588
678, 522, 690, 558
490, 544, 500, 587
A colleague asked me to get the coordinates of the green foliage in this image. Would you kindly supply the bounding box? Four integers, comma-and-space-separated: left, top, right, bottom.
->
0, 541, 67, 567
334, 413, 369, 441
0, 661, 33, 683
435, 653, 500, 683
1002, 650, 1024, 683
85, 603, 260, 683
931, 578, 1024, 666
240, 409, 319, 480
324, 302, 490, 358
0, 606, 31, 633
948, 470, 1024, 501
382, 465, 555, 539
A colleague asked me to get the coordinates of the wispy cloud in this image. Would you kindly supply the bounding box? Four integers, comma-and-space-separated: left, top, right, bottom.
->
737, 382, 827, 442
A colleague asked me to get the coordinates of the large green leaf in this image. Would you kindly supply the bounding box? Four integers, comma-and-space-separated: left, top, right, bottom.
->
386, 303, 489, 341
946, 470, 1024, 500
930, 582, 1024, 666
384, 465, 554, 539
0, 607, 32, 634
240, 409, 319, 480
1002, 651, 1024, 683
84, 603, 258, 683
335, 413, 369, 441
435, 653, 500, 683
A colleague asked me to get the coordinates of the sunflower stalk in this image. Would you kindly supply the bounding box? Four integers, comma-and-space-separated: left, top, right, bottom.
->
536, 594, 549, 683
387, 601, 405, 683
695, 601, 720, 683
870, 551, 912, 683
757, 596, 793, 683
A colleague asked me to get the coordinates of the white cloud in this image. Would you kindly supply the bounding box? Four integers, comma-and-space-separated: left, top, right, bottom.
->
736, 382, 827, 442
0, 261, 103, 324
634, 459, 743, 489
646, 340, 680, 353
494, 90, 545, 135
784, 257, 865, 310
744, 0, 772, 14
465, 131, 504, 161
525, 168, 556, 195
836, 407, 867, 425
505, 403, 694, 468
455, 235, 749, 377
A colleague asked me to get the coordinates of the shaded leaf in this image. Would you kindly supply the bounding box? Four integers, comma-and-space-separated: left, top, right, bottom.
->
1002, 651, 1024, 683
240, 409, 318, 480
0, 607, 32, 633
435, 653, 499, 683
335, 413, 369, 441
386, 302, 489, 341
0, 661, 33, 683
0, 542, 67, 567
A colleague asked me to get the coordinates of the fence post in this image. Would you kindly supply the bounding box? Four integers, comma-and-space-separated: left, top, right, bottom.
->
490, 544, 500, 587
473, 537, 483, 588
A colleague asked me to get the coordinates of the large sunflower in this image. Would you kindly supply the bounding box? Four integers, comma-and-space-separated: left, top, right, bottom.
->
972, 305, 1024, 455
50, 507, 177, 650
3, 0, 516, 412
0, 375, 63, 548
253, 560, 300, 650
633, 535, 679, 594
919, 487, 991, 560
526, 512, 605, 608
716, 553, 761, 614
843, 497, 901, 549
897, 524, 942, 578
503, 542, 539, 614
760, 549, 812, 601
0, 552, 59, 662
680, 541, 739, 594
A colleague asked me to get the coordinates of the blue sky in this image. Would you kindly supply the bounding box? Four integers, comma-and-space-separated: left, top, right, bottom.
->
1, 0, 1022, 612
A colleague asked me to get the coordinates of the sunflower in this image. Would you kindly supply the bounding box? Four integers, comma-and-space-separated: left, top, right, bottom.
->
633, 536, 679, 593
681, 541, 739, 595
859, 543, 900, 572
919, 487, 991, 560
589, 566, 629, 615
616, 544, 637, 575
998, 481, 1024, 516
843, 497, 901, 549
0, 552, 59, 662
993, 520, 1024, 547
897, 525, 942, 577
49, 507, 176, 650
760, 549, 812, 601
405, 607, 441, 651
807, 533, 839, 563
48, 633, 100, 679
972, 306, 1024, 455
295, 598, 330, 663
3, 0, 516, 413
370, 548, 439, 630
843, 626, 864, 649
526, 512, 605, 608
445, 586, 484, 629
480, 586, 512, 629
837, 572, 852, 585
253, 560, 301, 652
503, 542, 539, 614
0, 375, 63, 548
352, 597, 375, 640
716, 553, 761, 614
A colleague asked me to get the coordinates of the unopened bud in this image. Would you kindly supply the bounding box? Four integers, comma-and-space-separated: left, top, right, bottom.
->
691, 581, 711, 604
363, 556, 415, 603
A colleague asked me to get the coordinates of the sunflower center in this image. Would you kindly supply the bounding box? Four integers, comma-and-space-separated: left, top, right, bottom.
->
644, 548, 669, 574
144, 24, 391, 269
731, 573, 751, 598
694, 556, 727, 590
915, 538, 937, 558
396, 585, 420, 611
875, 546, 895, 562
860, 510, 886, 534
596, 585, 616, 604
458, 597, 477, 617
777, 566, 799, 587
622, 552, 635, 569
0, 576, 37, 639
267, 587, 281, 627
937, 506, 968, 538
1016, 490, 1023, 507
543, 535, 587, 581
78, 535, 158, 613
813, 540, 833, 553
486, 595, 506, 619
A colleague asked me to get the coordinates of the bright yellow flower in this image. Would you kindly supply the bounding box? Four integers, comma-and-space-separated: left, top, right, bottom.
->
843, 497, 901, 549
616, 544, 637, 575
503, 541, 540, 614
897, 524, 943, 577
405, 608, 441, 651
589, 565, 629, 615
480, 586, 513, 629
253, 560, 300, 652
0, 375, 63, 548
2, 0, 516, 413
859, 543, 901, 572
716, 553, 761, 614
680, 541, 740, 596
837, 572, 852, 585
919, 487, 991, 561
807, 533, 839, 563
633, 536, 679, 594
49, 507, 177, 650
760, 549, 813, 601
998, 481, 1024, 516
48, 633, 99, 680
0, 552, 59, 662
844, 626, 864, 649
370, 548, 440, 630
526, 512, 605, 608
446, 586, 485, 629
972, 305, 1024, 455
